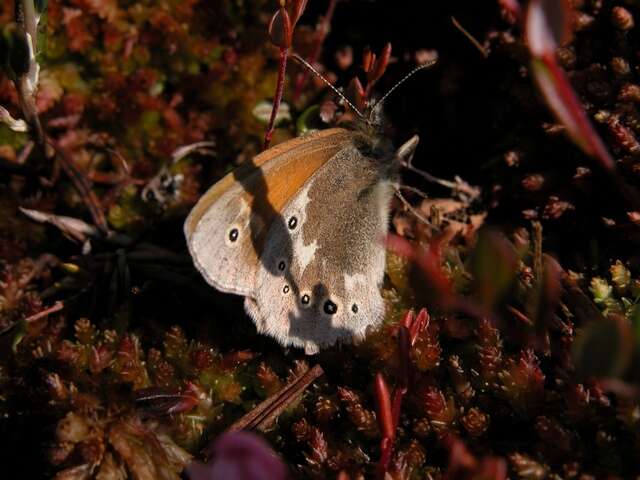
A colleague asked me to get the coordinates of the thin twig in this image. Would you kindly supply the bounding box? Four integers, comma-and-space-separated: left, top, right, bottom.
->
0, 301, 64, 336
398, 184, 430, 200
25, 301, 64, 323
451, 16, 489, 58
532, 221, 543, 281
227, 364, 324, 432
394, 190, 434, 228
400, 157, 480, 201
16, 140, 34, 165
507, 304, 533, 326
49, 139, 109, 234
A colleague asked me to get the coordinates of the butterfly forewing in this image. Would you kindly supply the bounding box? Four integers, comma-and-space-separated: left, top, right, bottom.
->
185, 128, 353, 296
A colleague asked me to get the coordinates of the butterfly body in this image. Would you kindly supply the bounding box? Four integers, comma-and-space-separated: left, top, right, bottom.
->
185, 125, 418, 354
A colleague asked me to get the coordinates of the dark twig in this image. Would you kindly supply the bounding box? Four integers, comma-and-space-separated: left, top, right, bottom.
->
507, 305, 534, 326
451, 16, 489, 58
0, 301, 64, 336
227, 364, 324, 432
49, 139, 109, 234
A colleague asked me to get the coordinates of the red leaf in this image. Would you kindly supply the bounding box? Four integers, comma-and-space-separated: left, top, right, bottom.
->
289, 0, 309, 27
525, 1, 616, 172
374, 373, 394, 441
369, 42, 392, 85
530, 54, 615, 171
268, 7, 293, 48
525, 0, 572, 56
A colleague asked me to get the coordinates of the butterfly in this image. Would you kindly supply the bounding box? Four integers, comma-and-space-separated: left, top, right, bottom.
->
184, 58, 433, 354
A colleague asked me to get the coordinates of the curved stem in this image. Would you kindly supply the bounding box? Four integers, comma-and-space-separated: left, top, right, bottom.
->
264, 47, 289, 150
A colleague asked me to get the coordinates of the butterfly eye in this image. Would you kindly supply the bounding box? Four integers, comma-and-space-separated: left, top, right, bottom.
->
323, 299, 338, 315
229, 228, 239, 242
288, 216, 298, 230
283, 285, 290, 294
351, 303, 358, 314
301, 294, 311, 305
277, 260, 286, 271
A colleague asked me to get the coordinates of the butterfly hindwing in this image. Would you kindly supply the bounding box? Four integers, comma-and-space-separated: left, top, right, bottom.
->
247, 136, 396, 353
185, 128, 353, 296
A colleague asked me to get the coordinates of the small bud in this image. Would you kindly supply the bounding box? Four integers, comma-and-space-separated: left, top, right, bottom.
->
401, 439, 426, 469
618, 83, 640, 103
314, 395, 339, 423
362, 47, 374, 73
509, 452, 548, 480
461, 407, 490, 437
338, 387, 378, 437
420, 386, 456, 431
628, 211, 640, 225
412, 417, 431, 437
542, 196, 574, 220
611, 57, 631, 77
477, 318, 503, 381
268, 7, 293, 48
521, 174, 545, 191
610, 260, 631, 292
369, 43, 391, 85
503, 150, 521, 167
74, 318, 96, 345
612, 6, 634, 30
534, 416, 572, 452
614, 119, 640, 152
56, 412, 90, 444
448, 355, 475, 403
589, 277, 612, 305
335, 46, 353, 71
556, 46, 576, 70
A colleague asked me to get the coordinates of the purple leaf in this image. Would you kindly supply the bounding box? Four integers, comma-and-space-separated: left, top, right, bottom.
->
186, 431, 288, 480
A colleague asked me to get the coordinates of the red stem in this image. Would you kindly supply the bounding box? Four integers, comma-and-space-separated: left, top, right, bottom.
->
264, 47, 289, 150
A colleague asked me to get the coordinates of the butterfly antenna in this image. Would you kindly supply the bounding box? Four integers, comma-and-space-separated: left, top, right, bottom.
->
291, 53, 365, 119
369, 58, 438, 119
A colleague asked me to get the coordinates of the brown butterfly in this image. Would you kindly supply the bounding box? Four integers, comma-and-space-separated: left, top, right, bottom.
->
185, 58, 434, 354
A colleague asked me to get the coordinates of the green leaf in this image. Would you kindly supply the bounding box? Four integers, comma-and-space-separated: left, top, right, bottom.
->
471, 229, 517, 309
573, 317, 633, 379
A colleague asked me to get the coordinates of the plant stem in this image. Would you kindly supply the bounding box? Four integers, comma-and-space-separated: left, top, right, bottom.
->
264, 47, 289, 150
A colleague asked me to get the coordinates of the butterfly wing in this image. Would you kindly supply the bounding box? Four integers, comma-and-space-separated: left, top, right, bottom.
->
247, 136, 396, 354
185, 128, 353, 296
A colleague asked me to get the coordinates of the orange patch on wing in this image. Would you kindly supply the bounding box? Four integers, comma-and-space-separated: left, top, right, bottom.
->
185, 128, 353, 251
